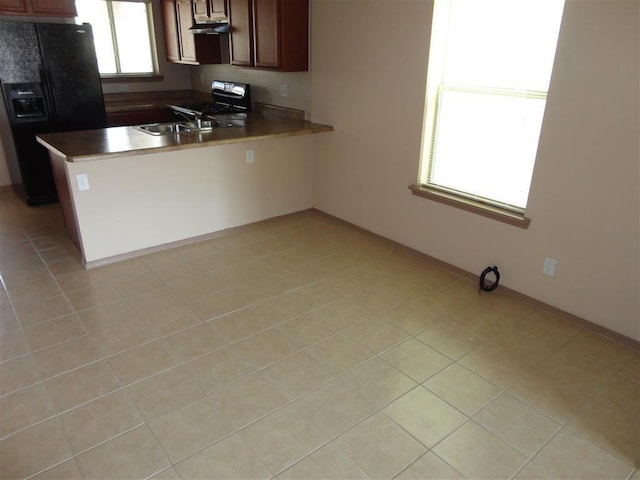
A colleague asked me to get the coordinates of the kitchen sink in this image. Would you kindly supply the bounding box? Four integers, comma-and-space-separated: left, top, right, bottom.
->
134, 119, 235, 135
134, 123, 183, 135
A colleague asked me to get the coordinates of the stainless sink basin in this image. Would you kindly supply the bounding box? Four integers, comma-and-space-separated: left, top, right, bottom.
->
134, 119, 235, 135
134, 123, 184, 135
181, 120, 235, 130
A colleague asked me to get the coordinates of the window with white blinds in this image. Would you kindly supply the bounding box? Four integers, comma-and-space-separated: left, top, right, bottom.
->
76, 0, 157, 76
419, 0, 565, 213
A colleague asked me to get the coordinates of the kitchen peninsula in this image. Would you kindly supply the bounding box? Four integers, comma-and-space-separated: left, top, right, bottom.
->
36, 111, 333, 267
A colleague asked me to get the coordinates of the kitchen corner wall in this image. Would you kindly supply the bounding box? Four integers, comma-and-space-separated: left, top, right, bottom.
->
310, 0, 640, 341
191, 65, 311, 118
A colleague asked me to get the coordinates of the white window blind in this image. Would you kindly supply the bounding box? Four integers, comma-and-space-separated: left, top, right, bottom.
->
420, 0, 565, 212
76, 0, 156, 76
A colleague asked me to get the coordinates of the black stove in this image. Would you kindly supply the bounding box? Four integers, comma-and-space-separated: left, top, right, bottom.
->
171, 102, 247, 115
170, 80, 251, 118
172, 102, 245, 116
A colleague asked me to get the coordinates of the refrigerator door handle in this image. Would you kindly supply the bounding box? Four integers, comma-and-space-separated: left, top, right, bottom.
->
38, 64, 57, 128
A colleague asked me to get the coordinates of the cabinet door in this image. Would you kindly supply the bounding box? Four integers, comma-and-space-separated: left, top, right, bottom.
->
192, 0, 209, 23
0, 0, 31, 14
176, 0, 197, 62
161, 0, 180, 62
210, 0, 226, 17
278, 0, 308, 71
253, 0, 280, 69
30, 0, 76, 15
194, 0, 226, 22
228, 0, 253, 67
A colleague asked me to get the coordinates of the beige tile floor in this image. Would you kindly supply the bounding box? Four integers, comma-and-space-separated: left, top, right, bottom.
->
0, 190, 638, 480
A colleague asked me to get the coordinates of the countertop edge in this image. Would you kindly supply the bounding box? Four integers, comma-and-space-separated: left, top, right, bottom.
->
35, 137, 66, 159
37, 121, 333, 163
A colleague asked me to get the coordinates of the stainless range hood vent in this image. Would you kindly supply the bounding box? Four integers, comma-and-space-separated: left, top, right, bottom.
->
189, 23, 229, 34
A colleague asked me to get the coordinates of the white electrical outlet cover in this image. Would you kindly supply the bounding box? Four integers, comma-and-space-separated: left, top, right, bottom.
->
542, 257, 557, 277
76, 174, 90, 191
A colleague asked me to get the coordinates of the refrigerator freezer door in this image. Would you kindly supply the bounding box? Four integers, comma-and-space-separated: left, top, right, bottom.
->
37, 23, 106, 131
0, 21, 41, 84
0, 22, 56, 204
0, 21, 106, 205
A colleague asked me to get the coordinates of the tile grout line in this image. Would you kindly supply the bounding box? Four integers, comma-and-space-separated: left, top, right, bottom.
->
2, 207, 638, 478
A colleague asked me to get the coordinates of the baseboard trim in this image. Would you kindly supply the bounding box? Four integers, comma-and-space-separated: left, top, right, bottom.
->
310, 208, 639, 351
84, 209, 316, 269
0, 184, 14, 193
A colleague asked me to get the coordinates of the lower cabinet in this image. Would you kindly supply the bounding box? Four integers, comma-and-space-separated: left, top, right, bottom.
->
162, 0, 229, 65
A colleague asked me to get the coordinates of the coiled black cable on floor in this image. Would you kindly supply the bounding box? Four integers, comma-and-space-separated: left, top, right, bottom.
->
479, 266, 500, 293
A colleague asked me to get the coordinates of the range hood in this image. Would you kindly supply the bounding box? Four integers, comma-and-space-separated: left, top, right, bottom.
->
189, 22, 229, 34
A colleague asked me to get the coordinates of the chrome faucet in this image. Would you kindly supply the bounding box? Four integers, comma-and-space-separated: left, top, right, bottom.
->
173, 109, 200, 125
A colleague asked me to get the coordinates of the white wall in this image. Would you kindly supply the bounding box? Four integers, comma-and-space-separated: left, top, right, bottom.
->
192, 65, 311, 117
65, 136, 315, 263
310, 0, 640, 341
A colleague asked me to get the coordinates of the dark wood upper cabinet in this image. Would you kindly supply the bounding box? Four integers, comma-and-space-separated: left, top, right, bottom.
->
228, 0, 253, 67
0, 0, 30, 14
229, 0, 308, 72
162, 0, 229, 65
192, 0, 208, 22
193, 0, 227, 23
176, 0, 197, 62
30, 0, 75, 15
253, 0, 279, 69
162, 0, 181, 63
210, 0, 227, 18
0, 0, 76, 16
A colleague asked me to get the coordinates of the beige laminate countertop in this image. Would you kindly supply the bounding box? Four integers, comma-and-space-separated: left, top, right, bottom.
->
36, 113, 333, 163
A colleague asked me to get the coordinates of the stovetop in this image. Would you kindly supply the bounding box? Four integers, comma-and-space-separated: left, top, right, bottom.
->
170, 80, 252, 118
172, 102, 246, 116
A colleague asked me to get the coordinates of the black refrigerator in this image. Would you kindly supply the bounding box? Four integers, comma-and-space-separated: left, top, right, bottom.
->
0, 21, 106, 205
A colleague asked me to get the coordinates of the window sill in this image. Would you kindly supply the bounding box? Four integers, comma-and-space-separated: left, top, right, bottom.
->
409, 185, 531, 229
100, 74, 164, 84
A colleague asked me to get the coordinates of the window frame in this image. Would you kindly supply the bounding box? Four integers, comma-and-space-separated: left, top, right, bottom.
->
409, 184, 532, 229
426, 83, 548, 215
77, 0, 161, 80
412, 0, 565, 228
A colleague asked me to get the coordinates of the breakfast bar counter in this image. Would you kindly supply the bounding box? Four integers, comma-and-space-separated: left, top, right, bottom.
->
37, 112, 333, 163
35, 110, 333, 267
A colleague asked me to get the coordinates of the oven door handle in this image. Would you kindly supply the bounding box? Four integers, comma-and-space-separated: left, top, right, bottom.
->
212, 91, 244, 101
